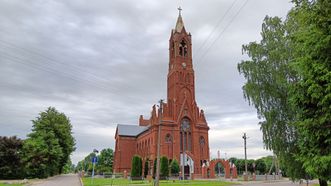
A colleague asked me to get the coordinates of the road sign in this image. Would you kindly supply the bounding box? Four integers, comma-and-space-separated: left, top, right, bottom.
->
92, 157, 98, 163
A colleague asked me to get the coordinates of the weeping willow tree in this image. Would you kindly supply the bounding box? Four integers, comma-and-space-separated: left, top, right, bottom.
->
238, 0, 331, 185
238, 15, 305, 180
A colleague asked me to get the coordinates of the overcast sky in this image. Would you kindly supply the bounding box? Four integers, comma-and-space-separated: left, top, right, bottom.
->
0, 0, 293, 164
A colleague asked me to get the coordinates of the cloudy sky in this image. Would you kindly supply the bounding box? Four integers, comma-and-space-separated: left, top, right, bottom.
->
0, 0, 293, 164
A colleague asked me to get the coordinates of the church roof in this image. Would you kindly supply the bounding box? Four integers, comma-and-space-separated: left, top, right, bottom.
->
175, 14, 185, 33
174, 7, 185, 33
116, 124, 148, 137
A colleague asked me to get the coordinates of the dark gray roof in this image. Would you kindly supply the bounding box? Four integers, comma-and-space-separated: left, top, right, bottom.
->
117, 124, 149, 137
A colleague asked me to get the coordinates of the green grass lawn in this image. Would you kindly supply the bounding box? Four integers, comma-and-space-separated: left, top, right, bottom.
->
0, 184, 23, 186
82, 177, 238, 186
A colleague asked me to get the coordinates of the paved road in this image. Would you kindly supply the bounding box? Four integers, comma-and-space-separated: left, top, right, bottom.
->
32, 174, 81, 186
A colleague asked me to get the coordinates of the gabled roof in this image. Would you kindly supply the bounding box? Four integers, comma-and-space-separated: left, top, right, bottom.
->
116, 124, 148, 137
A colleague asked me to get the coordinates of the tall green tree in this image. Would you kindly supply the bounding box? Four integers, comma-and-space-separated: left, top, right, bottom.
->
238, 0, 331, 185
62, 159, 75, 174
76, 152, 96, 173
32, 107, 75, 173
238, 15, 306, 180
23, 107, 75, 178
255, 158, 266, 174
22, 131, 63, 178
288, 1, 331, 185
233, 159, 245, 175
76, 148, 114, 175
0, 136, 23, 179
96, 148, 113, 173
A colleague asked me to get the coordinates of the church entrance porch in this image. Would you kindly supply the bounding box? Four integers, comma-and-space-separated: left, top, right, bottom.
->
184, 165, 190, 179
180, 153, 194, 179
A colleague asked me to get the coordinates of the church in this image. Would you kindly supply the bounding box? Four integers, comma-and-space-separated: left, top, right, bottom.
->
113, 9, 210, 178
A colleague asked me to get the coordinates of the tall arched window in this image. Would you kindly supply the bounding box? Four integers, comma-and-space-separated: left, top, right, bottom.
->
180, 118, 192, 152
179, 39, 187, 57
200, 136, 205, 146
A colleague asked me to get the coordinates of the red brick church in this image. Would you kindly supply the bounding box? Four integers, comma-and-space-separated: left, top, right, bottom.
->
113, 10, 211, 178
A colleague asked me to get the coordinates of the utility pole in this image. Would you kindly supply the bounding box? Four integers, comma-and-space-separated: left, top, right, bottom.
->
182, 127, 185, 180
217, 150, 220, 176
181, 118, 190, 181
154, 99, 163, 186
242, 133, 248, 181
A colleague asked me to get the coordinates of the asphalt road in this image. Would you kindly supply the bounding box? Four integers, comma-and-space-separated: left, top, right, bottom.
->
32, 174, 81, 186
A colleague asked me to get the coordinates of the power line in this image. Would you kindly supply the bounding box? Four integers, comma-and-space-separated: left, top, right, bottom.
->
194, 0, 240, 57
0, 41, 110, 83
0, 42, 156, 104
0, 38, 157, 100
0, 51, 113, 92
196, 0, 249, 64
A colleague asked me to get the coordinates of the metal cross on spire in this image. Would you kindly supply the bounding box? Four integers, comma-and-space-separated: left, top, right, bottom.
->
178, 6, 182, 15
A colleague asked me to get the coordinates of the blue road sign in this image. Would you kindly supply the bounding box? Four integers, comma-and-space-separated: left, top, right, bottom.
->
92, 157, 98, 163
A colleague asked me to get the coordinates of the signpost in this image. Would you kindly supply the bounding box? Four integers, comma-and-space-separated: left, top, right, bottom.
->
91, 156, 98, 184
91, 149, 99, 185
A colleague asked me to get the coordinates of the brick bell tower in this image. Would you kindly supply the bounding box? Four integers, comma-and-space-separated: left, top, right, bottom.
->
165, 8, 210, 176
113, 8, 210, 178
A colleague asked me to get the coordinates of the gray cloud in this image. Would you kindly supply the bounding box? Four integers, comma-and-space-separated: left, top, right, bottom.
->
0, 0, 292, 164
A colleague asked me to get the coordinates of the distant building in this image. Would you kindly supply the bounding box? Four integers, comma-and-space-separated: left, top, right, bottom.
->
113, 10, 210, 178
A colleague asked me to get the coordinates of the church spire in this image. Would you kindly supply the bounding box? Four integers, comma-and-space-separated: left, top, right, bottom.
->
175, 7, 185, 33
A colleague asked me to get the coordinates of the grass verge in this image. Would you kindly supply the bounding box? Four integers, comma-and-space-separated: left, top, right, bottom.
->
82, 177, 238, 186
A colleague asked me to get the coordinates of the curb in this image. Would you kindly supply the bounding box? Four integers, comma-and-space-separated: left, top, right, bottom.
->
79, 175, 84, 186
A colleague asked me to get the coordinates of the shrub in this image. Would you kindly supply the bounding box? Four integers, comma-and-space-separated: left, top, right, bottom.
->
160, 156, 169, 177
131, 155, 142, 177
170, 159, 179, 175
144, 160, 149, 177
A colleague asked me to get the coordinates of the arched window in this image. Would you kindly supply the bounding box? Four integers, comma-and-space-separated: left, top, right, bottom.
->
179, 39, 187, 57
165, 133, 172, 143
200, 136, 205, 146
180, 118, 192, 152
188, 132, 192, 151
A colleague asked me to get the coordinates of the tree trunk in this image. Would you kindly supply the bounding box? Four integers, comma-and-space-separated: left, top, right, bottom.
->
318, 178, 327, 186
